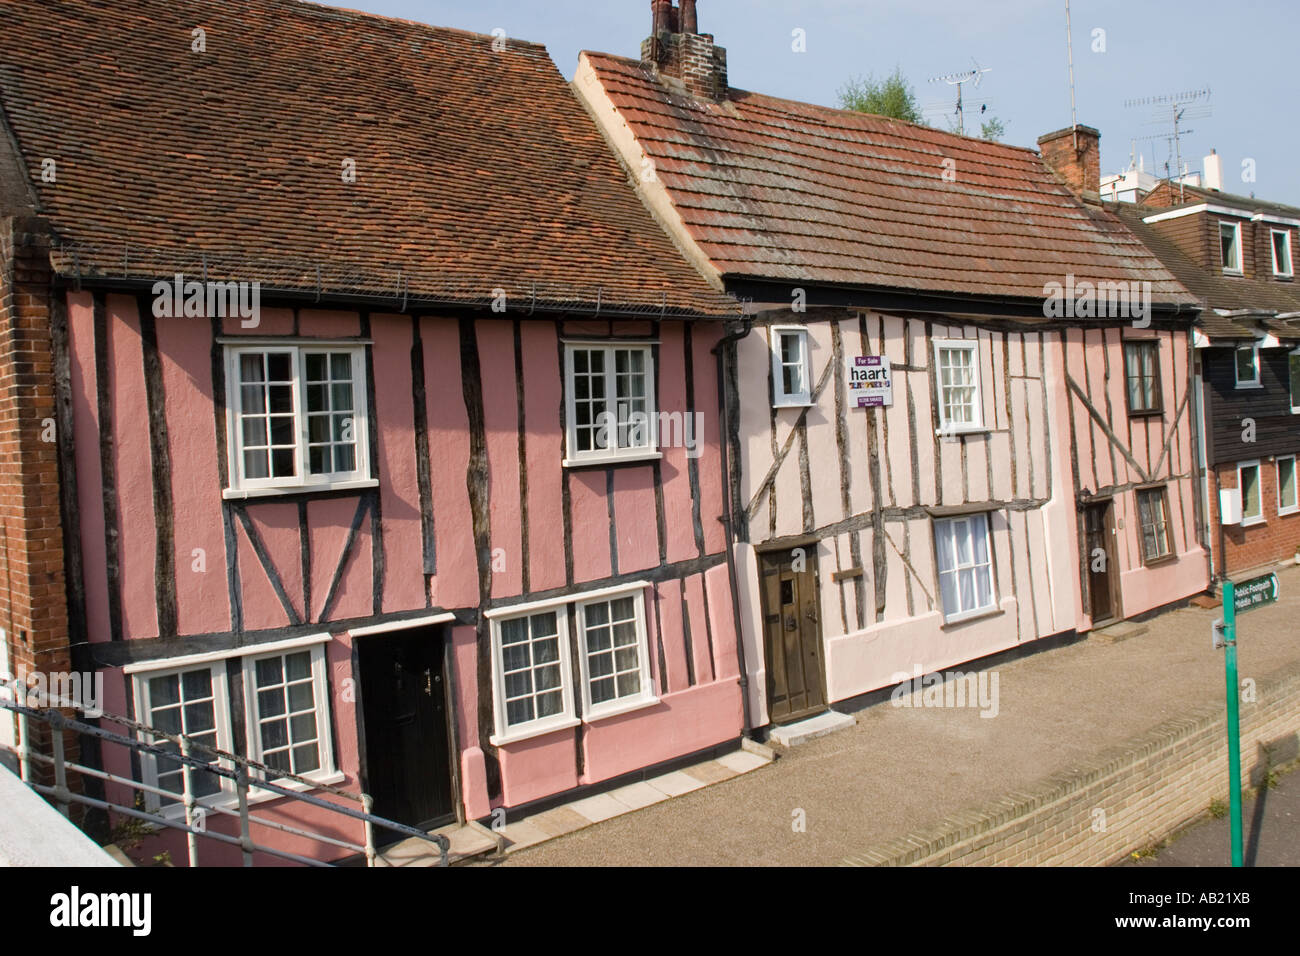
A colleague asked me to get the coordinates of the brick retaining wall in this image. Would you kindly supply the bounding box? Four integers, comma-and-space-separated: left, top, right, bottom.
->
843, 661, 1300, 866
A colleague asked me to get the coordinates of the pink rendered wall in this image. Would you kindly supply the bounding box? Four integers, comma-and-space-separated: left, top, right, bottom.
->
65, 299, 741, 832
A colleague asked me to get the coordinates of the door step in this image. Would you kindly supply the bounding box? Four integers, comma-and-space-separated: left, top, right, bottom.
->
768, 710, 855, 748
376, 821, 500, 867
1090, 621, 1150, 645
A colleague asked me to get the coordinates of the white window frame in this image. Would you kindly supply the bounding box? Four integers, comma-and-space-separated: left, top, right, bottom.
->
131, 663, 235, 816
563, 342, 659, 467
1220, 221, 1243, 275
1290, 348, 1300, 414
241, 643, 339, 791
223, 343, 373, 497
933, 513, 997, 623
488, 605, 578, 746
1277, 456, 1298, 517
934, 339, 985, 434
575, 588, 656, 721
770, 326, 812, 408
1271, 228, 1294, 277
1237, 460, 1265, 527
1234, 343, 1261, 389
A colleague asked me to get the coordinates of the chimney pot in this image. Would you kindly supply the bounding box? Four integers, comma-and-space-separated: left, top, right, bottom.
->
681, 0, 699, 34
651, 0, 670, 36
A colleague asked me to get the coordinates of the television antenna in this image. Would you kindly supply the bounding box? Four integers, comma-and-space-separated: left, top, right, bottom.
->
1125, 87, 1212, 202
928, 59, 992, 136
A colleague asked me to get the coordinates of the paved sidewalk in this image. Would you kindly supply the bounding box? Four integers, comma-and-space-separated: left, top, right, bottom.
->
1126, 762, 1300, 867
498, 564, 1300, 866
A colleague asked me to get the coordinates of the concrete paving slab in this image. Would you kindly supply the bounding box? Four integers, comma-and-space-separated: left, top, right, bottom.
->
528, 805, 592, 837
682, 760, 739, 785
769, 709, 855, 747
607, 781, 670, 811
1091, 621, 1150, 644
567, 792, 628, 824
716, 749, 771, 774
645, 770, 707, 797
499, 820, 552, 853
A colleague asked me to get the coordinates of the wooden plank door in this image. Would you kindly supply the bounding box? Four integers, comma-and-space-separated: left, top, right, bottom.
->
358, 626, 455, 840
759, 550, 827, 723
1084, 501, 1119, 625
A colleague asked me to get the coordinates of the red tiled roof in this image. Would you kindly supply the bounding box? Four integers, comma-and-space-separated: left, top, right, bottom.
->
582, 52, 1196, 306
0, 0, 736, 316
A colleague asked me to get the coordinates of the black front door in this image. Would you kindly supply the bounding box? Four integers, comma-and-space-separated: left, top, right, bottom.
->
358, 627, 454, 838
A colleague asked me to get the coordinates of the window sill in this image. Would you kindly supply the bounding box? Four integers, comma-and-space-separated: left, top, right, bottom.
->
562, 452, 662, 469
1233, 384, 1264, 391
940, 606, 1002, 629
155, 770, 347, 821
773, 399, 815, 410
1140, 553, 1178, 568
490, 716, 581, 748
1240, 517, 1267, 529
1127, 409, 1164, 419
1279, 506, 1300, 517
223, 479, 378, 500
584, 694, 661, 723
935, 426, 990, 438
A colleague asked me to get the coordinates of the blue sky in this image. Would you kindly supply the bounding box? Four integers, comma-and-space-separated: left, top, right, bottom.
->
339, 0, 1300, 205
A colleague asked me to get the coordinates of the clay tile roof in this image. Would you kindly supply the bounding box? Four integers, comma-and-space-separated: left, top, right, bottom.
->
0, 0, 737, 316
1114, 204, 1300, 342
582, 51, 1197, 307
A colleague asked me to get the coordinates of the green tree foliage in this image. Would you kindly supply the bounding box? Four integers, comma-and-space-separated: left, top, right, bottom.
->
837, 67, 923, 124
980, 116, 1006, 142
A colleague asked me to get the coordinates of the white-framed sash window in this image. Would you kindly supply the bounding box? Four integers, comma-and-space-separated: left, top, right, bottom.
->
241, 644, 337, 785
225, 344, 370, 494
575, 590, 654, 719
564, 343, 657, 465
934, 340, 984, 433
771, 326, 812, 407
1238, 461, 1264, 526
133, 663, 234, 811
1277, 456, 1298, 516
933, 513, 996, 622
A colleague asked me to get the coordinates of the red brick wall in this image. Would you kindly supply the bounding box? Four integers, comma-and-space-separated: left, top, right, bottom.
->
0, 216, 73, 764
1209, 458, 1300, 576
1038, 126, 1101, 194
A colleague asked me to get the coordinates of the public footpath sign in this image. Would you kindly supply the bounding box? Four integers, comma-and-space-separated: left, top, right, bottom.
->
1216, 573, 1280, 867
1233, 572, 1279, 614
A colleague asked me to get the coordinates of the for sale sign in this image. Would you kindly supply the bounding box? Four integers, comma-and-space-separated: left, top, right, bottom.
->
848, 356, 893, 408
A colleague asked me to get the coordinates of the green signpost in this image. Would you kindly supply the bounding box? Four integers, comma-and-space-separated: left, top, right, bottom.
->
1216, 572, 1278, 868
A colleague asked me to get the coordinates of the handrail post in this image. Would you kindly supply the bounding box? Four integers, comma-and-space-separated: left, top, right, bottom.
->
180, 737, 199, 868
49, 710, 69, 817
17, 707, 31, 783
362, 793, 377, 867
235, 764, 254, 867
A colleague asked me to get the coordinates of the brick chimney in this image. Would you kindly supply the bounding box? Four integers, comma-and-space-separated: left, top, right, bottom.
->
641, 0, 728, 101
1038, 125, 1101, 197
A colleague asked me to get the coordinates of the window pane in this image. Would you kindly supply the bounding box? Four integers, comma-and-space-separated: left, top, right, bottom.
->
255, 657, 282, 687
266, 353, 292, 381
285, 652, 312, 681
1242, 466, 1261, 518
1281, 460, 1297, 510
1237, 347, 1256, 383
149, 674, 180, 708
240, 354, 266, 384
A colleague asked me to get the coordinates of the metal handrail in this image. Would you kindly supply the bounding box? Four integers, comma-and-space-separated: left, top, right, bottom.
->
0, 689, 450, 867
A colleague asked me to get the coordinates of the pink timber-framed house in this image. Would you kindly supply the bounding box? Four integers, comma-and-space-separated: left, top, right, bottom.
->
0, 0, 748, 863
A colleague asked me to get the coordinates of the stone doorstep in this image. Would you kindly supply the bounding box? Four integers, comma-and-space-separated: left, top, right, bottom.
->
1090, 621, 1150, 645
377, 820, 498, 867
768, 709, 857, 748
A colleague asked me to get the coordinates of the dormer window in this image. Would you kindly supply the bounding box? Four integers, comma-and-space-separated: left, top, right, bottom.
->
1235, 343, 1261, 389
1220, 221, 1243, 275
1272, 229, 1293, 278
